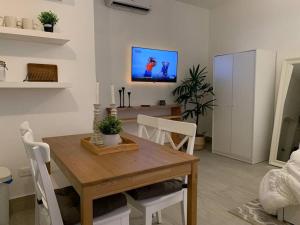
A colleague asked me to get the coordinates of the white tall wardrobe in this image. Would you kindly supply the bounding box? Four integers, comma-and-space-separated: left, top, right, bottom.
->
212, 50, 276, 164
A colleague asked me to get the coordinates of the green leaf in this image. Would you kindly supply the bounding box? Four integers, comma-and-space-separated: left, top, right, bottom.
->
38, 11, 59, 25
98, 116, 122, 135
172, 64, 216, 123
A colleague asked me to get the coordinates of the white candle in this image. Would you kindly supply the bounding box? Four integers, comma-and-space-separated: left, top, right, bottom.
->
96, 82, 100, 104
111, 85, 115, 105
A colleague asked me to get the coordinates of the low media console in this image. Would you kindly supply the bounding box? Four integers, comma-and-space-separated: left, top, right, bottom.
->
106, 104, 181, 123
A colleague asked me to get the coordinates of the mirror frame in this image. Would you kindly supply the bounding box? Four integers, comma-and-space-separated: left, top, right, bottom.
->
269, 57, 299, 167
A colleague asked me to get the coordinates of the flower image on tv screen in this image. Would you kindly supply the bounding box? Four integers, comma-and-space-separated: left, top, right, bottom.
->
131, 47, 178, 82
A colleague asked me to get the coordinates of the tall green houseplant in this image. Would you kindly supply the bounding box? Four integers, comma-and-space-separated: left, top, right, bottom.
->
173, 65, 215, 135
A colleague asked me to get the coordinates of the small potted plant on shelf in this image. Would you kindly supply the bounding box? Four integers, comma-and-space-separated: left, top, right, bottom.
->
98, 116, 122, 146
172, 64, 215, 150
38, 10, 59, 32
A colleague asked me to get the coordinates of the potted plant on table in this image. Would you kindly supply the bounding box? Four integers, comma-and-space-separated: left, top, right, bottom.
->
172, 65, 215, 150
98, 116, 122, 146
38, 10, 59, 32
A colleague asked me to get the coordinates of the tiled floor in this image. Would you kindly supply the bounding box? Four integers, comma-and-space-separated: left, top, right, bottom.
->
10, 148, 274, 225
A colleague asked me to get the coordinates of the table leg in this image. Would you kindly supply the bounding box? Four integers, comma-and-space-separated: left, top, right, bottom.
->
81, 189, 93, 225
187, 162, 198, 225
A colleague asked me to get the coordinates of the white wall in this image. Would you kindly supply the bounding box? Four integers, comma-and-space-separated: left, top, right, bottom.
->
0, 0, 96, 198
94, 0, 211, 133
210, 0, 300, 86
207, 0, 300, 135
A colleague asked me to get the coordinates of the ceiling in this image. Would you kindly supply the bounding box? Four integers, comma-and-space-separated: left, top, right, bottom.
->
177, 0, 226, 9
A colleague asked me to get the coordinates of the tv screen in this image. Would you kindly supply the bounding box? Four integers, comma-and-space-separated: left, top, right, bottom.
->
131, 47, 178, 82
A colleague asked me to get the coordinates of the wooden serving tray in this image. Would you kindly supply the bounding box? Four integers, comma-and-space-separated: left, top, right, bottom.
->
81, 136, 138, 156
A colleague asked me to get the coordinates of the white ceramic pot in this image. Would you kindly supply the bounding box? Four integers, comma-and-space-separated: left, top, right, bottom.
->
4, 16, 17, 28
33, 19, 43, 31
0, 17, 4, 27
16, 18, 22, 29
0, 61, 7, 81
103, 134, 122, 146
22, 18, 33, 30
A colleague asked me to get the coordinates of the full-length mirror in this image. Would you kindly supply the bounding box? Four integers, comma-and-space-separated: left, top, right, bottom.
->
270, 58, 300, 167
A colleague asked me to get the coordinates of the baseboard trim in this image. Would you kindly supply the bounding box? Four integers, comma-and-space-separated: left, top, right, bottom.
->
212, 151, 253, 164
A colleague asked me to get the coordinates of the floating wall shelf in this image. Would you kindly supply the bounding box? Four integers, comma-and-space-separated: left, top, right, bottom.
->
0, 82, 72, 89
0, 27, 70, 45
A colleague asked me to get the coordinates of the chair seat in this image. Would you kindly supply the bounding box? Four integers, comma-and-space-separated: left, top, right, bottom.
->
55, 186, 127, 225
127, 179, 184, 201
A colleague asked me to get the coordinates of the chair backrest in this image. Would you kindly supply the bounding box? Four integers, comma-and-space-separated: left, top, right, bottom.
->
137, 115, 161, 143
158, 117, 197, 156
20, 122, 64, 225
137, 114, 197, 155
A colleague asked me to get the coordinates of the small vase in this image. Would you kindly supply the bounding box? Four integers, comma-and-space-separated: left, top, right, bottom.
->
102, 134, 122, 146
43, 24, 54, 32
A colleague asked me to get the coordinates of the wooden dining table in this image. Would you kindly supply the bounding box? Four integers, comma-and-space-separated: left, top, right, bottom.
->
43, 132, 199, 225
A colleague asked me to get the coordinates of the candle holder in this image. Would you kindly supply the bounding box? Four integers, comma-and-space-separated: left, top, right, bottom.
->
110, 104, 118, 118
118, 89, 122, 108
90, 104, 104, 146
122, 87, 125, 108
127, 91, 131, 108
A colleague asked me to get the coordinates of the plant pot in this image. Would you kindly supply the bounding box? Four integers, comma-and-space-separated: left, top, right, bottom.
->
102, 134, 122, 146
43, 24, 54, 32
194, 136, 205, 151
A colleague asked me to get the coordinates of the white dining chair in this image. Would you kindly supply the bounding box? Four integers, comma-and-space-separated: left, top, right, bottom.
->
137, 114, 161, 143
20, 121, 131, 225
127, 114, 197, 225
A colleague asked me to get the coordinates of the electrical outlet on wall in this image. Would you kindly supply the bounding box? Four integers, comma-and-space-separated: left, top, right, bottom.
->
18, 167, 32, 177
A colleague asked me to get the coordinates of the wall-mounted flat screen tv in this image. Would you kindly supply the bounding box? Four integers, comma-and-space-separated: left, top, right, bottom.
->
131, 47, 178, 82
